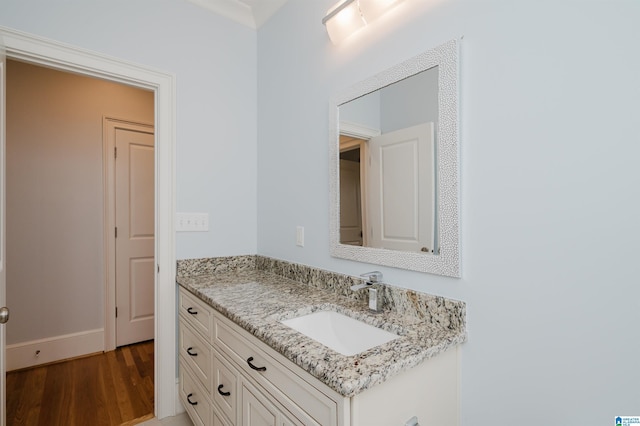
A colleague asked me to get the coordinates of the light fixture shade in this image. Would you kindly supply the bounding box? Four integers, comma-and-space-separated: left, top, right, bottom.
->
325, 0, 366, 44
323, 0, 405, 44
358, 0, 403, 23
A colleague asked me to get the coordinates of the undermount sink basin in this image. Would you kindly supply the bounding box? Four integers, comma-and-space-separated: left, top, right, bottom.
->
280, 310, 399, 356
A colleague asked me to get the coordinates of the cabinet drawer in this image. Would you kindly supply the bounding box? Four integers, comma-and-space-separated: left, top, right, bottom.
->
214, 316, 338, 426
180, 288, 214, 340
179, 359, 212, 426
213, 351, 238, 425
180, 320, 213, 394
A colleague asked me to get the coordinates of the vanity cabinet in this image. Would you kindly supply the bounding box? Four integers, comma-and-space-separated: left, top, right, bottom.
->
179, 287, 342, 426
178, 287, 459, 426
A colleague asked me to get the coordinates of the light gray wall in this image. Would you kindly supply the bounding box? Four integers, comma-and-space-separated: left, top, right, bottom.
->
0, 0, 259, 260
380, 66, 438, 133
257, 0, 640, 424
339, 90, 381, 130
6, 60, 154, 344
338, 66, 438, 134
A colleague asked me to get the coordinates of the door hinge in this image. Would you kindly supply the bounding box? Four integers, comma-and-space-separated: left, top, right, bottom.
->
114, 147, 117, 158
157, 264, 160, 274
115, 227, 118, 238
115, 307, 118, 318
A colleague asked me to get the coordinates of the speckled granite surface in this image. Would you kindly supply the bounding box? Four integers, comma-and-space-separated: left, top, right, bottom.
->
176, 256, 466, 397
176, 255, 257, 277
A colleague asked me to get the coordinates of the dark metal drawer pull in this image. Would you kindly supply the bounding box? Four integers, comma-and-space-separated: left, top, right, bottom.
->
247, 357, 267, 372
187, 307, 198, 315
186, 347, 198, 357
217, 384, 231, 396
186, 393, 198, 406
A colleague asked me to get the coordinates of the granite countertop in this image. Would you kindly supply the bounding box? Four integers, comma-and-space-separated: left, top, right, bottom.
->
177, 269, 466, 398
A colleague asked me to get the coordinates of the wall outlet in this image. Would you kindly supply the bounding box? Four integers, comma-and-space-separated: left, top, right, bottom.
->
296, 226, 304, 247
176, 212, 209, 232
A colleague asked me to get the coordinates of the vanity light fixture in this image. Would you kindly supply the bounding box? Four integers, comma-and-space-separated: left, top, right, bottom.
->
322, 0, 405, 44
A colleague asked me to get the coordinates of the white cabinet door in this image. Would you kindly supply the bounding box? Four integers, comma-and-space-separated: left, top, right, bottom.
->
241, 379, 301, 426
242, 381, 277, 426
213, 409, 232, 426
280, 418, 296, 426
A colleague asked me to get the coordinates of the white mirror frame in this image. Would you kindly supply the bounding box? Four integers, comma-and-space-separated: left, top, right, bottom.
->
329, 38, 461, 277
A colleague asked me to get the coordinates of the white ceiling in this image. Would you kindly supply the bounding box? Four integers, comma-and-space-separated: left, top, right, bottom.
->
187, 0, 291, 29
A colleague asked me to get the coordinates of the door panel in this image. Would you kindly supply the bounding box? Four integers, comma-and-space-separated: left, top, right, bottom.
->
367, 122, 435, 253
116, 128, 155, 347
129, 258, 155, 320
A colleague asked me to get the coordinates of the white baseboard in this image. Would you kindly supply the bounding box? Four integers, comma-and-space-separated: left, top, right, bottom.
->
6, 328, 104, 371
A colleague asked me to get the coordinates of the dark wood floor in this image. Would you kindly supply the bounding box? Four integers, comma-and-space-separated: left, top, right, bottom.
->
6, 340, 154, 426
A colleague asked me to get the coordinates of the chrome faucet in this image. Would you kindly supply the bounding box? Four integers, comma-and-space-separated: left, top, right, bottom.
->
350, 271, 384, 313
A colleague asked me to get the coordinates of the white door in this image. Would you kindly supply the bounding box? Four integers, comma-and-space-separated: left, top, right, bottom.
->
0, 45, 7, 426
115, 126, 155, 347
367, 122, 435, 253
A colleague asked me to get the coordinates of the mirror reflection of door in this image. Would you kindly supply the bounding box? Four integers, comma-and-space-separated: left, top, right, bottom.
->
339, 136, 367, 246
339, 124, 435, 253
367, 123, 435, 253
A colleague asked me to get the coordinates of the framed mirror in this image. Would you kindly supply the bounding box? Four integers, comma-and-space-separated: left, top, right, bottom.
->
329, 38, 460, 277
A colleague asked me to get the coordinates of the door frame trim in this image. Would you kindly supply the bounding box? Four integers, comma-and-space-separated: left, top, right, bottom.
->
0, 43, 7, 426
103, 118, 154, 352
0, 26, 178, 419
339, 121, 378, 248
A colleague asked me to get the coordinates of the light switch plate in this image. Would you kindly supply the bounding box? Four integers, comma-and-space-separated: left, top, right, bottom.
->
177, 212, 209, 232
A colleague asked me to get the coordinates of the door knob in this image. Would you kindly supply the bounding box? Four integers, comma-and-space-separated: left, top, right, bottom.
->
0, 307, 9, 324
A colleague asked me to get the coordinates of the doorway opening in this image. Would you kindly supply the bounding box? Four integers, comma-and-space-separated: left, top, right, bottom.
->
0, 27, 177, 422
339, 135, 367, 247
5, 59, 156, 423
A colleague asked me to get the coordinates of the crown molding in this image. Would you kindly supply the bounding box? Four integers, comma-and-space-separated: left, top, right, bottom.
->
186, 0, 289, 29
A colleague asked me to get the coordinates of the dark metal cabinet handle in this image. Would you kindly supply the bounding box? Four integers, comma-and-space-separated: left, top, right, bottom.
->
186, 393, 198, 406
247, 357, 267, 372
187, 307, 198, 315
217, 384, 231, 396
186, 347, 198, 357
